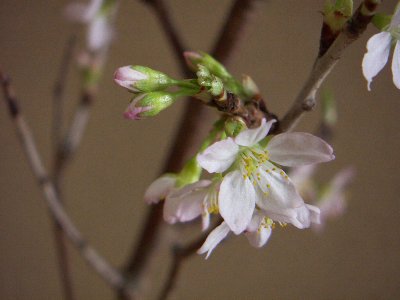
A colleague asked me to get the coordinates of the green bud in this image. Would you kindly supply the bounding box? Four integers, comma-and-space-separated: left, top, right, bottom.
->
323, 0, 353, 32
114, 65, 175, 93
224, 117, 247, 137
210, 77, 224, 96
184, 51, 232, 81
242, 75, 260, 98
176, 157, 202, 187
321, 90, 337, 126
123, 91, 177, 120
372, 13, 392, 31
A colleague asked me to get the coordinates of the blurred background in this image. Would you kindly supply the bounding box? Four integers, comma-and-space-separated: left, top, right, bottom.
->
1, 0, 400, 299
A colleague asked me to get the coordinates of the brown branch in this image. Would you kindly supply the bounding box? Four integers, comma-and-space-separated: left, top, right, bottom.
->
122, 0, 263, 296
51, 35, 78, 300
0, 70, 135, 299
277, 0, 380, 133
157, 218, 222, 300
142, 0, 190, 76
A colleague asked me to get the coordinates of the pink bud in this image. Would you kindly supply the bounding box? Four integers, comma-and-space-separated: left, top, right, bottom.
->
183, 51, 202, 71
123, 95, 151, 120
114, 66, 148, 92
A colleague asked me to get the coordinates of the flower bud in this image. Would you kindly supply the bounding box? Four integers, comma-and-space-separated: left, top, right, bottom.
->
242, 75, 260, 98
224, 117, 247, 137
323, 0, 353, 32
123, 92, 177, 120
184, 51, 231, 80
114, 65, 175, 92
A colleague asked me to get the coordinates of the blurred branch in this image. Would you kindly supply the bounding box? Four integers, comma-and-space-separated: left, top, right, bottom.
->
157, 218, 222, 300
122, 0, 263, 296
51, 35, 77, 300
0, 70, 135, 298
277, 0, 380, 133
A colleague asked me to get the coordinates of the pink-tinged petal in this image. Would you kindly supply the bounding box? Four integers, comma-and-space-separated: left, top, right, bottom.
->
245, 226, 272, 248
235, 119, 276, 147
65, 0, 103, 23
144, 175, 176, 204
389, 6, 400, 30
114, 66, 147, 91
262, 204, 312, 229
219, 171, 256, 234
256, 167, 304, 210
267, 132, 334, 167
197, 138, 239, 173
245, 211, 272, 248
163, 180, 211, 223
392, 41, 400, 89
197, 222, 230, 259
306, 204, 321, 224
362, 32, 392, 91
87, 16, 113, 51
123, 95, 151, 120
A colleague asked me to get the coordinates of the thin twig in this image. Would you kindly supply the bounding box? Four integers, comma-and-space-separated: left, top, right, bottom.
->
157, 218, 222, 300
51, 35, 78, 300
0, 70, 135, 299
122, 0, 263, 296
142, 0, 190, 76
278, 0, 380, 133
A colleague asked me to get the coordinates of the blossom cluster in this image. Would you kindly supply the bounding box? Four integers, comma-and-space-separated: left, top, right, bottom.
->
145, 119, 335, 258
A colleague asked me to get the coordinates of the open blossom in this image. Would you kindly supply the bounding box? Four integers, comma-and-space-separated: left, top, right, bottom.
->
290, 165, 355, 232
65, 0, 114, 51
362, 7, 400, 90
197, 119, 335, 236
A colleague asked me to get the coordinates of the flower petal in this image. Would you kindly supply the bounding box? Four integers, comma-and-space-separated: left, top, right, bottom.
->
163, 180, 211, 224
262, 204, 312, 229
144, 175, 176, 204
88, 16, 113, 51
362, 32, 392, 91
306, 204, 321, 224
245, 226, 272, 248
219, 171, 256, 234
235, 119, 275, 147
245, 212, 272, 248
392, 41, 400, 89
197, 222, 230, 259
256, 166, 304, 210
267, 132, 334, 167
197, 138, 239, 173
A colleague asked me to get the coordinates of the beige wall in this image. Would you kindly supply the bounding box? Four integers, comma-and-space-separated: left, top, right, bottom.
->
1, 0, 400, 299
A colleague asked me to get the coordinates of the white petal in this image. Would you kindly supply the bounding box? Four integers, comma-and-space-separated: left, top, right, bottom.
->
197, 138, 239, 173
235, 119, 275, 147
392, 41, 400, 89
219, 171, 256, 234
306, 204, 321, 224
197, 222, 230, 259
267, 132, 335, 167
144, 175, 176, 204
245, 212, 272, 248
389, 6, 400, 30
245, 226, 272, 248
164, 189, 206, 224
362, 32, 392, 91
263, 204, 311, 229
256, 166, 304, 210
87, 16, 113, 51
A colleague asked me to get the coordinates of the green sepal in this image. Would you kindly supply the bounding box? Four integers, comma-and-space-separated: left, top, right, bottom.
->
372, 13, 392, 31
132, 66, 175, 92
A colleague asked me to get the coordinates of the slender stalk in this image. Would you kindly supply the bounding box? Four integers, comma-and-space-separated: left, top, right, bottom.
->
0, 70, 135, 298
51, 35, 77, 300
122, 0, 263, 297
157, 218, 222, 300
278, 0, 380, 133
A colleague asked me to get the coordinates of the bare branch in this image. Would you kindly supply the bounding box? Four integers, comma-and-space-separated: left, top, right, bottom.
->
157, 218, 222, 300
278, 0, 380, 133
0, 70, 135, 298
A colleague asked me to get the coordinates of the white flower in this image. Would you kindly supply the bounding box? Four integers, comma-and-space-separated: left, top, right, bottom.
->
144, 174, 177, 204
114, 66, 148, 92
198, 210, 273, 259
197, 119, 334, 235
65, 0, 114, 51
362, 7, 400, 90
